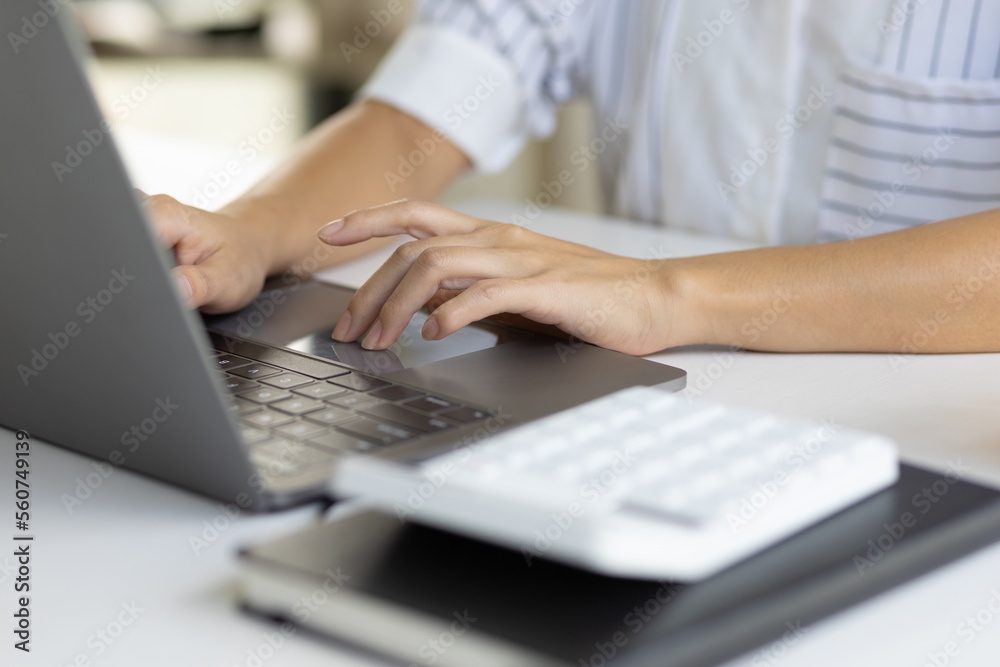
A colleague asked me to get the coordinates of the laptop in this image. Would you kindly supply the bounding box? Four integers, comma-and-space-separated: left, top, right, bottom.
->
0, 6, 685, 511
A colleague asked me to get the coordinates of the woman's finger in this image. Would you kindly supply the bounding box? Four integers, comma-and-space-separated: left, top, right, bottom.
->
141, 193, 193, 249
425, 289, 463, 309
317, 199, 492, 246
421, 278, 562, 342
336, 246, 533, 347
332, 229, 515, 341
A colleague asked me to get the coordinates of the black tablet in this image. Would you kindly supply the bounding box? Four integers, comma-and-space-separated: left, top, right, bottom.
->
238, 464, 1000, 667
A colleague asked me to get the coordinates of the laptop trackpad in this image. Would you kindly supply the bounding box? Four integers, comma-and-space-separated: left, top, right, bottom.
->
204, 279, 685, 419
203, 279, 527, 374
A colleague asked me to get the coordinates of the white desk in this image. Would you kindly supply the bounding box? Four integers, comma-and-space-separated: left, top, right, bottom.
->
3, 198, 1000, 667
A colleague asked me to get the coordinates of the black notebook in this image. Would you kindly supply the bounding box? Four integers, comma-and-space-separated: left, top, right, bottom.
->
237, 464, 1000, 667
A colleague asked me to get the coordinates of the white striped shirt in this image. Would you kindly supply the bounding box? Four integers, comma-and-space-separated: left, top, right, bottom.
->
362, 0, 1000, 244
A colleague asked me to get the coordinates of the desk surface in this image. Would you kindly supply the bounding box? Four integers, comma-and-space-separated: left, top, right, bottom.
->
3, 198, 1000, 667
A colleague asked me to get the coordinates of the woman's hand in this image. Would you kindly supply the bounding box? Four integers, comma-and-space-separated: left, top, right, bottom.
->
139, 192, 273, 313
318, 200, 687, 356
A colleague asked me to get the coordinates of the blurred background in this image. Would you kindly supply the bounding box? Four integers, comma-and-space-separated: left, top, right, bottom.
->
74, 0, 603, 214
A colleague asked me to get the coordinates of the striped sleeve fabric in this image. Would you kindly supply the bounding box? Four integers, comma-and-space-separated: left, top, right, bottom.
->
816, 0, 1000, 242
415, 0, 587, 137
360, 0, 589, 173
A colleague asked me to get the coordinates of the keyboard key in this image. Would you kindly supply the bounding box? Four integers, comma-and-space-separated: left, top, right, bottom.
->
241, 409, 295, 429
336, 417, 419, 445
404, 395, 455, 413
371, 385, 424, 402
441, 406, 489, 423
330, 373, 391, 392
229, 363, 282, 380
250, 450, 299, 476
232, 397, 264, 415
252, 439, 334, 475
275, 421, 328, 440
271, 397, 325, 416
307, 431, 379, 455
328, 393, 380, 410
293, 382, 348, 400
214, 354, 252, 370
359, 403, 456, 433
261, 373, 315, 389
261, 439, 333, 465
239, 426, 271, 445
238, 387, 294, 404
222, 376, 257, 393
257, 353, 350, 380
622, 487, 708, 525
304, 407, 355, 426
210, 335, 352, 380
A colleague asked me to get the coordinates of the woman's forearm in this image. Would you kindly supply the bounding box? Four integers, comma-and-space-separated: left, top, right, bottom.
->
219, 99, 470, 277
670, 209, 1000, 352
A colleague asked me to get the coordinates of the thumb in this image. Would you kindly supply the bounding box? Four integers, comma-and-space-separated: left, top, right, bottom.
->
170, 265, 198, 309
172, 255, 262, 314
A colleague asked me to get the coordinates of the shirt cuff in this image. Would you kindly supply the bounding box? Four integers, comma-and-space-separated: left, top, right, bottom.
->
359, 23, 528, 174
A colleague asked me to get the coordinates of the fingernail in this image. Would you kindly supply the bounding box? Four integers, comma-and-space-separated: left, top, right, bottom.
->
175, 276, 193, 304
361, 320, 382, 350
422, 317, 439, 341
317, 218, 344, 242
332, 311, 352, 341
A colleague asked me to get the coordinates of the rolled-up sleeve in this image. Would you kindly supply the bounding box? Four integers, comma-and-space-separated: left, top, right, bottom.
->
360, 0, 586, 173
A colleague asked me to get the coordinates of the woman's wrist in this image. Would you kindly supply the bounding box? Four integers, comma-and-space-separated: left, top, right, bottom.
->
218, 194, 301, 277
650, 256, 716, 349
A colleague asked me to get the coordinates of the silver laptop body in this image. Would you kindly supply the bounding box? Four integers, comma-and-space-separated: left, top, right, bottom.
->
0, 5, 685, 510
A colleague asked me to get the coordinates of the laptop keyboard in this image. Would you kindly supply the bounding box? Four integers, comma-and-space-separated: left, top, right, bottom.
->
211, 349, 490, 486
